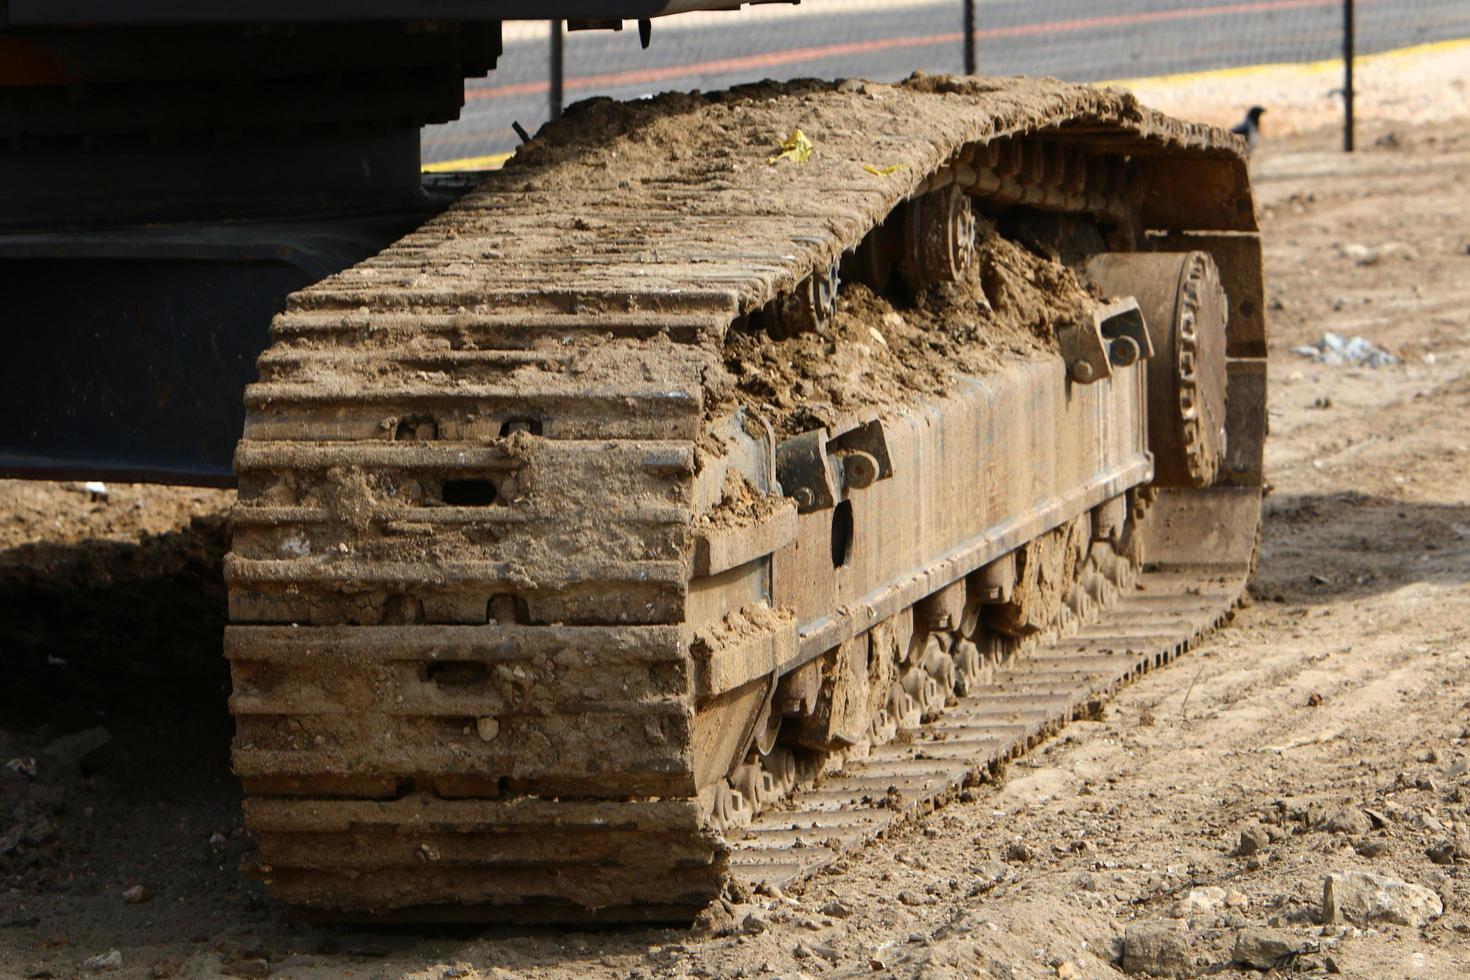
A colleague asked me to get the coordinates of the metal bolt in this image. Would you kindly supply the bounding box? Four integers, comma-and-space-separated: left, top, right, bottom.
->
1108, 335, 1141, 368
843, 451, 881, 490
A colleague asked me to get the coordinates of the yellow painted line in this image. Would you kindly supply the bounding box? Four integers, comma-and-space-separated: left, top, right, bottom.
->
422, 150, 513, 173
1100, 36, 1470, 89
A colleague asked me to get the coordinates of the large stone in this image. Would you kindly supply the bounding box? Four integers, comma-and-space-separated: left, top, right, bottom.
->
1232, 928, 1304, 970
1122, 921, 1192, 977
1322, 871, 1443, 927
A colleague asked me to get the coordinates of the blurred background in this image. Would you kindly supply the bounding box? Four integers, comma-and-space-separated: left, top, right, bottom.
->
424, 0, 1470, 165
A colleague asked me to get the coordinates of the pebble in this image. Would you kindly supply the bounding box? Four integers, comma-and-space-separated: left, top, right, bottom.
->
818, 899, 851, 919
82, 950, 123, 973
122, 884, 149, 904
1322, 870, 1443, 927
1121, 921, 1191, 977
1232, 927, 1304, 970
1056, 962, 1083, 979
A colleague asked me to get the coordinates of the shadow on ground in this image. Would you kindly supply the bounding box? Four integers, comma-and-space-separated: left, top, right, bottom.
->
1254, 490, 1470, 605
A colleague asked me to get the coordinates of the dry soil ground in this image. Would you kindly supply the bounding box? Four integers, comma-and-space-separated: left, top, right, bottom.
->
4, 97, 1470, 980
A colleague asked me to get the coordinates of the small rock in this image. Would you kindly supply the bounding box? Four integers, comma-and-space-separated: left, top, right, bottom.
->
1225, 890, 1248, 908
1320, 807, 1373, 836
475, 717, 500, 742
1234, 824, 1270, 856
794, 941, 837, 962
1322, 870, 1443, 927
897, 889, 930, 906
819, 899, 851, 918
1411, 812, 1444, 833
22, 817, 55, 846
122, 884, 149, 904
1056, 962, 1083, 979
1006, 841, 1033, 863
1425, 840, 1459, 866
1354, 839, 1387, 858
1122, 921, 1191, 977
741, 911, 769, 935
1339, 242, 1379, 266
1170, 886, 1226, 918
972, 859, 1009, 888
83, 950, 123, 973
43, 727, 112, 768
1232, 928, 1304, 970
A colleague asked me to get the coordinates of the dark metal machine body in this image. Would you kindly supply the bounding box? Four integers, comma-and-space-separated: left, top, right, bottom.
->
0, 3, 767, 484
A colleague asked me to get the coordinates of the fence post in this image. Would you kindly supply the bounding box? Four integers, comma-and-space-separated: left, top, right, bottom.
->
1342, 0, 1355, 152
550, 20, 565, 122
963, 0, 977, 75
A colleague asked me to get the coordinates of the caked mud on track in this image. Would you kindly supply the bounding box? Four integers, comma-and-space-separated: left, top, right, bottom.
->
222, 74, 1266, 922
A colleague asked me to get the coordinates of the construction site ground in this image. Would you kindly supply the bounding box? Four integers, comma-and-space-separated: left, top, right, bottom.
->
4, 90, 1470, 980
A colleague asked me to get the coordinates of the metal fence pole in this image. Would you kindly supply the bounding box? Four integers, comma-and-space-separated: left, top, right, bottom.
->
963, 0, 977, 75
1342, 0, 1355, 152
550, 20, 565, 122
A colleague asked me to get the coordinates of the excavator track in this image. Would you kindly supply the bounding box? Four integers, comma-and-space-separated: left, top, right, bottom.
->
224, 75, 1267, 922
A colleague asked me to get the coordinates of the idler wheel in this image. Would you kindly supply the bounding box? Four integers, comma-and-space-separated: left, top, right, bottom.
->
771, 257, 840, 338
901, 183, 976, 288
1083, 251, 1230, 488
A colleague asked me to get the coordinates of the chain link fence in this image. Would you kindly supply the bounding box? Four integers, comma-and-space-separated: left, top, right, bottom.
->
424, 0, 1470, 163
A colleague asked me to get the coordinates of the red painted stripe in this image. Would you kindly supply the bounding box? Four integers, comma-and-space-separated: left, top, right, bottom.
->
467, 0, 1350, 102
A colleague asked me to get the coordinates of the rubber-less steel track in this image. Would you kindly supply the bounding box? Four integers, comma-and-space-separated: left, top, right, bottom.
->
224, 75, 1267, 922
730, 529, 1258, 893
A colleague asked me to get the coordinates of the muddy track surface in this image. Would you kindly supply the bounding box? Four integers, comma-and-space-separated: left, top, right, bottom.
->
220, 74, 1258, 924
2, 119, 1469, 979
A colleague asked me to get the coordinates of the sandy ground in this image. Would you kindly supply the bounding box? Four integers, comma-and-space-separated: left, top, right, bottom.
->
1116, 39, 1470, 137
5, 77, 1470, 980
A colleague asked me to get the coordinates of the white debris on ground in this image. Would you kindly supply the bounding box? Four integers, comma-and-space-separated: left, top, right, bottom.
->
1293, 332, 1398, 367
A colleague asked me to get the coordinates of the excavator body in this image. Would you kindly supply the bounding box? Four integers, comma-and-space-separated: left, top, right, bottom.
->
0, 5, 1265, 922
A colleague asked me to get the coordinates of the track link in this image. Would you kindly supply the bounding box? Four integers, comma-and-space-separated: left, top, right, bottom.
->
224, 75, 1266, 921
